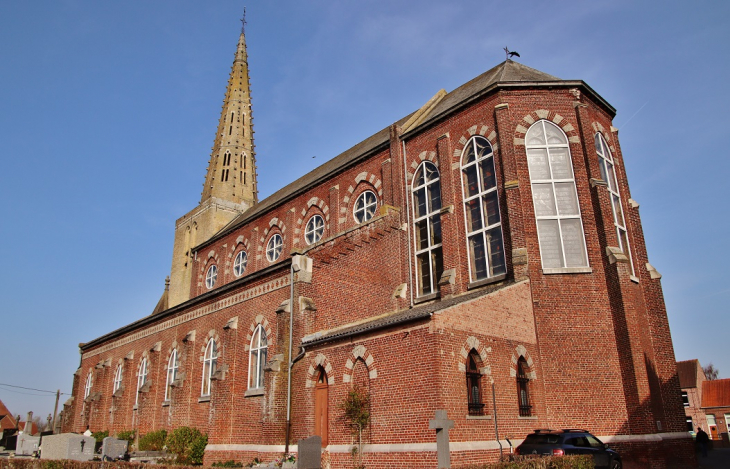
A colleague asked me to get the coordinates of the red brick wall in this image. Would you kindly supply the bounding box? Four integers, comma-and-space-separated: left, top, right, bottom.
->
65, 83, 691, 468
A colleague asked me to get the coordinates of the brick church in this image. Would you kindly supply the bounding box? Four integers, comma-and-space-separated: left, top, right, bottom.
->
62, 24, 695, 468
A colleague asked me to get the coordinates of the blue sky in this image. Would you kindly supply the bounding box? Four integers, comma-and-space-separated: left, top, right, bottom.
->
1, 1, 728, 421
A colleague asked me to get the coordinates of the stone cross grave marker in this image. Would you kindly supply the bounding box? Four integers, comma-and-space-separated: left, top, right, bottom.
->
297, 435, 322, 469
429, 409, 454, 469
16, 433, 40, 456
41, 433, 95, 461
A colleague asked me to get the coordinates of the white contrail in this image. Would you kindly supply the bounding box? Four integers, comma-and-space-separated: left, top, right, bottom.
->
619, 100, 649, 130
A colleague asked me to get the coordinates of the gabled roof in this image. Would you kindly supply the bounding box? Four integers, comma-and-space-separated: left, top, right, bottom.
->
0, 398, 13, 420
0, 414, 17, 431
702, 379, 730, 408
197, 60, 612, 251
677, 359, 704, 388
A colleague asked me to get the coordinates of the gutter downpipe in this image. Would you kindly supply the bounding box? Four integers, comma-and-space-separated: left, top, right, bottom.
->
492, 381, 502, 458
401, 139, 414, 307
285, 261, 296, 456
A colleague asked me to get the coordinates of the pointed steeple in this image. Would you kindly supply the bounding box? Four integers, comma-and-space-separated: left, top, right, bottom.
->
167, 24, 258, 309
200, 25, 258, 207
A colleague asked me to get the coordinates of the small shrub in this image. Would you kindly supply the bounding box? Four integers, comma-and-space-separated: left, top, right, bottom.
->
91, 430, 109, 443
165, 426, 208, 465
212, 460, 243, 468
139, 429, 168, 451
116, 429, 136, 444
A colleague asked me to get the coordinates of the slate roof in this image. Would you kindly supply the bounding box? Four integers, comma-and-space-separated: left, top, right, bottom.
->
702, 379, 730, 408
198, 60, 612, 250
677, 359, 703, 388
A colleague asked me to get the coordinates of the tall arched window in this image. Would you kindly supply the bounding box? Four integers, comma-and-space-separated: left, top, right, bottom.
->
466, 350, 484, 416
205, 264, 218, 289
84, 372, 93, 399
165, 349, 179, 401
412, 161, 443, 295
461, 136, 506, 281
113, 364, 123, 394
248, 325, 267, 389
516, 357, 531, 417
525, 120, 588, 269
136, 358, 148, 406
201, 339, 217, 397
595, 133, 634, 276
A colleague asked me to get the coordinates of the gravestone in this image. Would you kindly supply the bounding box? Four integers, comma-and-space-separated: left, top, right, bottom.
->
16, 433, 40, 456
101, 437, 127, 460
429, 409, 454, 469
41, 433, 95, 460
297, 435, 322, 469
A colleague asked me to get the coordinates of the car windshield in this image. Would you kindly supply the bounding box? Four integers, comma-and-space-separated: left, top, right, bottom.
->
523, 434, 561, 444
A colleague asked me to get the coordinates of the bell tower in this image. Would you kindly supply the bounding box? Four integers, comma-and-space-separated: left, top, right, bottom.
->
166, 22, 257, 309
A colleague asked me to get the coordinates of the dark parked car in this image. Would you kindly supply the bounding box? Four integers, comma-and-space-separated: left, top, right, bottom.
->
515, 429, 621, 469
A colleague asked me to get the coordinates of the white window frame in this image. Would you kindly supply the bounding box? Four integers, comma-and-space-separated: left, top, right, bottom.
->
233, 250, 248, 277
595, 132, 635, 277
248, 325, 268, 390
113, 364, 123, 394
266, 234, 283, 262
412, 161, 444, 295
201, 338, 217, 397
353, 190, 378, 224
84, 372, 92, 399
525, 120, 589, 271
460, 136, 507, 282
205, 264, 218, 289
135, 357, 148, 406
165, 349, 179, 401
305, 215, 325, 245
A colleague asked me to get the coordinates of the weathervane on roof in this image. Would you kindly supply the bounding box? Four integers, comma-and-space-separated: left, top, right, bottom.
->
504, 47, 520, 60
240, 7, 247, 35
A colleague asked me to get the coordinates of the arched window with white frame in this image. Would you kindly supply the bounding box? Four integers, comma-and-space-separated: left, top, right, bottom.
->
84, 372, 93, 399
461, 136, 506, 281
113, 364, 123, 394
305, 215, 325, 245
595, 132, 634, 276
201, 339, 217, 397
135, 357, 148, 406
353, 190, 378, 224
165, 349, 179, 401
266, 234, 283, 262
525, 120, 588, 269
205, 264, 218, 289
233, 250, 248, 277
248, 325, 268, 390
412, 161, 444, 295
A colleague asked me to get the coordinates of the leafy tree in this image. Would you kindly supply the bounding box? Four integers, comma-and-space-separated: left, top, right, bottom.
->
703, 363, 719, 381
339, 385, 370, 468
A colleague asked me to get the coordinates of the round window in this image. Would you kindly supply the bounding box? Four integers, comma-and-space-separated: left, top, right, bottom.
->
205, 264, 218, 289
266, 234, 283, 262
305, 215, 325, 245
233, 250, 248, 277
354, 190, 378, 224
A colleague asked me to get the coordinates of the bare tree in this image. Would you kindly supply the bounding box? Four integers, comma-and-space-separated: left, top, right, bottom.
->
703, 363, 720, 381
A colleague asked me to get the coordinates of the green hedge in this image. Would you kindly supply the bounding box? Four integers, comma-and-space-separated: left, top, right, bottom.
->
459, 455, 595, 469
138, 429, 167, 451
0, 461, 199, 469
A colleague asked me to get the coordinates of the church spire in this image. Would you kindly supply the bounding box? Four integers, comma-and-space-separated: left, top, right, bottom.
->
200, 22, 258, 207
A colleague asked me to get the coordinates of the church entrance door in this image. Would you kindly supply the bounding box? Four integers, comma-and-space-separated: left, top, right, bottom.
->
314, 367, 328, 447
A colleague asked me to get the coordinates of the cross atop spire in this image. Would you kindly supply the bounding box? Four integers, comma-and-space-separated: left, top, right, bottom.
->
240, 8, 246, 35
